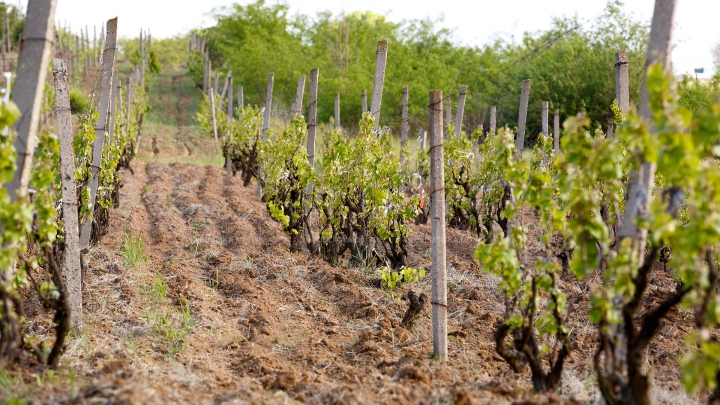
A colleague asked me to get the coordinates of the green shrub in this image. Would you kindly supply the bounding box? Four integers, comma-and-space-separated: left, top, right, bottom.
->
69, 87, 88, 115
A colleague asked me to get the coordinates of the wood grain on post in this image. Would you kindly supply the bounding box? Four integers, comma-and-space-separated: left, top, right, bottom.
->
490, 106, 497, 135
209, 87, 218, 141
227, 76, 233, 118
361, 89, 367, 113
615, 50, 630, 114
203, 57, 209, 94
220, 71, 231, 100
226, 76, 233, 177
257, 72, 274, 196
292, 76, 305, 116
445, 102, 451, 138
6, 0, 58, 201
620, 0, 677, 254
307, 68, 319, 168
400, 86, 408, 163
515, 79, 531, 158
541, 101, 549, 136
108, 70, 117, 143
261, 72, 274, 142
80, 17, 117, 249
429, 89, 447, 362
553, 109, 560, 153
370, 40, 388, 129
455, 86, 467, 140
334, 93, 340, 129
53, 59, 82, 329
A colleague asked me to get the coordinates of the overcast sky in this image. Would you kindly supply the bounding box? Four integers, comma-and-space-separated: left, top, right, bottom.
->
52, 0, 719, 78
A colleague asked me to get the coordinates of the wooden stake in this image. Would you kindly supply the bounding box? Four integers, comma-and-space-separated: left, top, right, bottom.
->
292, 76, 305, 115
108, 69, 117, 143
203, 56, 209, 94
261, 73, 274, 142
541, 101, 549, 136
490, 105, 497, 135
361, 89, 367, 113
334, 92, 340, 129
238, 86, 244, 110
370, 40, 388, 129
257, 72, 274, 196
515, 79, 531, 158
400, 86, 408, 163
455, 86, 467, 140
553, 109, 560, 153
6, 0, 58, 201
615, 50, 630, 114
606, 116, 614, 139
79, 17, 117, 249
209, 87, 218, 141
620, 0, 677, 253
445, 102, 451, 138
429, 89, 447, 362
52, 59, 82, 329
213, 71, 219, 98
226, 76, 233, 177
221, 71, 231, 100
307, 68, 319, 168
420, 129, 426, 150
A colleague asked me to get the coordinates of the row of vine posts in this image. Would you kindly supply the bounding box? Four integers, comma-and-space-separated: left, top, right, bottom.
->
0, 0, 151, 369
197, 0, 677, 389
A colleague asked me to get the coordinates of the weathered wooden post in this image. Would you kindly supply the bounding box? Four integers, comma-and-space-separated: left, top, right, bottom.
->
203, 57, 210, 94
334, 92, 340, 129
615, 50, 630, 114
489, 105, 497, 136
262, 73, 274, 142
370, 40, 388, 129
361, 89, 367, 113
429, 89, 447, 361
52, 59, 82, 329
238, 86, 244, 110
620, 0, 677, 260
6, 0, 58, 201
209, 87, 218, 141
307, 68, 319, 168
515, 79, 531, 158
541, 101, 549, 137
257, 72, 274, 196
80, 17, 117, 249
221, 71, 232, 100
553, 109, 560, 153
606, 116, 614, 139
108, 70, 117, 142
455, 86, 467, 140
303, 68, 319, 252
292, 76, 305, 115
226, 76, 233, 177
213, 71, 220, 98
400, 86, 408, 163
445, 102, 451, 138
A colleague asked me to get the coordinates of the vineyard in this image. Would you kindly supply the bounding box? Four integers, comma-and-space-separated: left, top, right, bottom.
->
1, 0, 720, 404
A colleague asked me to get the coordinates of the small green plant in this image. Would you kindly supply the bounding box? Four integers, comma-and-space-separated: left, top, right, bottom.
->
122, 230, 147, 269
377, 266, 425, 290
69, 86, 89, 114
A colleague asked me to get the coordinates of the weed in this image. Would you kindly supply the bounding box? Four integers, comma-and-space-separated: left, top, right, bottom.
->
141, 185, 151, 195
122, 230, 147, 269
126, 331, 139, 357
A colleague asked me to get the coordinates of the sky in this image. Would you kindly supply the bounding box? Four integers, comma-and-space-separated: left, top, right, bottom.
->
50, 0, 719, 78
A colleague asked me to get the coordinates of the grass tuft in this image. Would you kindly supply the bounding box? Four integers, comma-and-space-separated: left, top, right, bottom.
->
122, 230, 147, 269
